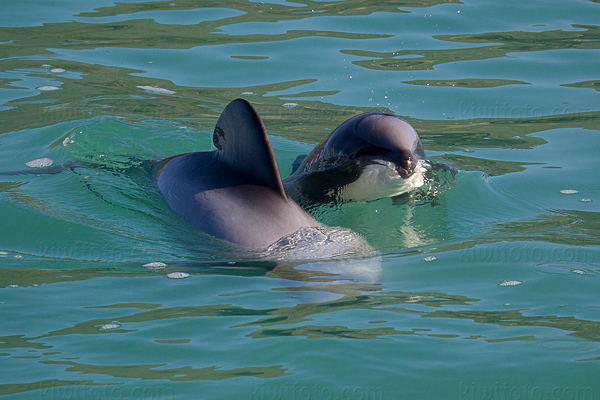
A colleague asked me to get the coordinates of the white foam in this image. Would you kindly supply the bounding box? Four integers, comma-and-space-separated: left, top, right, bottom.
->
100, 322, 121, 330
37, 85, 61, 91
25, 158, 53, 168
498, 280, 522, 287
143, 261, 168, 270
167, 272, 190, 279
136, 85, 176, 95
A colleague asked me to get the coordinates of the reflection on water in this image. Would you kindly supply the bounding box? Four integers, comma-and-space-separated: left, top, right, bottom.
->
403, 78, 531, 88
344, 25, 600, 72
563, 80, 600, 91
2, 263, 598, 386
1, 0, 408, 56
40, 360, 291, 381
1, 0, 599, 397
1, 59, 597, 177
77, 0, 462, 20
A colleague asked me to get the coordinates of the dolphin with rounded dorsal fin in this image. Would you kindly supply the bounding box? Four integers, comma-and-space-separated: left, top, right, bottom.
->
155, 98, 320, 249
283, 112, 428, 203
0, 99, 442, 254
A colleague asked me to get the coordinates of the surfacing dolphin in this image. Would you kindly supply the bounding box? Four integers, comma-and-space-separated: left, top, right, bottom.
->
0, 99, 434, 256
155, 99, 320, 249
283, 112, 427, 203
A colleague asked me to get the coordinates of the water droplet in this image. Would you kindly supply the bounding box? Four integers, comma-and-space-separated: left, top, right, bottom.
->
167, 272, 190, 279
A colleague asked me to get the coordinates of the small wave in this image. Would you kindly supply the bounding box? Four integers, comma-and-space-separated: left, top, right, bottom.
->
400, 160, 458, 204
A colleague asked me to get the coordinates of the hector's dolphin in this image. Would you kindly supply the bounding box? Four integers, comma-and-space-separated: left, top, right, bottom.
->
1, 99, 436, 255
155, 99, 319, 249
283, 112, 426, 203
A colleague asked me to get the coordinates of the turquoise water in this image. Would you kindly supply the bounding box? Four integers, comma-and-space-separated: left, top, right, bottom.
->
1, 0, 600, 398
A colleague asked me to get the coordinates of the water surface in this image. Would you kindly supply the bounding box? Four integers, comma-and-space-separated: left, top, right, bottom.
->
1, 0, 599, 399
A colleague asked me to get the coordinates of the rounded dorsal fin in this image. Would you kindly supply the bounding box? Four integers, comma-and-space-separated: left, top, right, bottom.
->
213, 99, 286, 198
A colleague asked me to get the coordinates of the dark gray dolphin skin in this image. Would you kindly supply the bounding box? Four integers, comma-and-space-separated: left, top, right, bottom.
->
283, 112, 426, 203
155, 99, 319, 249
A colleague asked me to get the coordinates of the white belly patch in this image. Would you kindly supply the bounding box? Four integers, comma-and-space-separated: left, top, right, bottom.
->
340, 159, 425, 201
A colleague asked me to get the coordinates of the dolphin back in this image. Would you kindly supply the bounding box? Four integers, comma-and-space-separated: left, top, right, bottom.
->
156, 99, 319, 249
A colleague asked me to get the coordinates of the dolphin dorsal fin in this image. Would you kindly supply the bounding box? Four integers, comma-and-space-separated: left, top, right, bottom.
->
213, 99, 286, 197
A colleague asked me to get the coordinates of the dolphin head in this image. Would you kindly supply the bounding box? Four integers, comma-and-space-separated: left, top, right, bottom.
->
325, 112, 424, 176
285, 112, 427, 202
